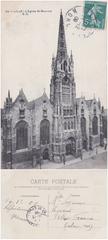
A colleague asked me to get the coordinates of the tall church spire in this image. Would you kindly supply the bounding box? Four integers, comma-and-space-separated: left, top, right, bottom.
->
56, 10, 67, 61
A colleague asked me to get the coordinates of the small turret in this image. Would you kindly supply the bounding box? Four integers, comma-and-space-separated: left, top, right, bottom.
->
70, 50, 73, 63
98, 98, 101, 109
4, 90, 12, 110
101, 106, 104, 114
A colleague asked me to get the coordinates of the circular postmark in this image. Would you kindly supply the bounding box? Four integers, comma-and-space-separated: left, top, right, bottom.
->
65, 6, 94, 38
26, 205, 47, 226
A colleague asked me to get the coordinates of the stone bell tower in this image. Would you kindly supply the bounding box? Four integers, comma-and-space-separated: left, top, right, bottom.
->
50, 11, 78, 162
50, 11, 76, 107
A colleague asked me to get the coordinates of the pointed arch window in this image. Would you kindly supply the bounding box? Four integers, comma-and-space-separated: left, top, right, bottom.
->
64, 122, 67, 130
68, 121, 70, 129
92, 116, 98, 135
81, 117, 86, 137
70, 109, 73, 115
71, 121, 73, 129
74, 116, 76, 129
64, 60, 67, 71
40, 119, 50, 145
16, 121, 28, 150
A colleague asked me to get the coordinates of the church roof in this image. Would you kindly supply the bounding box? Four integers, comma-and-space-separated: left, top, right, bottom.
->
28, 92, 51, 110
13, 88, 28, 106
10, 88, 51, 110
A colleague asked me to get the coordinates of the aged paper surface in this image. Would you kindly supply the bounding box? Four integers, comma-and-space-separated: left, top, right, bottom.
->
1, 170, 107, 239
1, 0, 107, 239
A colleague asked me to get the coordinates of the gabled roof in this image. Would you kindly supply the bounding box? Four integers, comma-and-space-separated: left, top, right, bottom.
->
12, 89, 28, 106
28, 91, 52, 110
8, 87, 52, 110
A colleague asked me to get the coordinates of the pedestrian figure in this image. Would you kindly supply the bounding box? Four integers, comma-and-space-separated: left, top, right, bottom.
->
39, 157, 42, 169
32, 155, 37, 168
104, 143, 107, 150
96, 147, 98, 155
63, 155, 65, 165
81, 151, 83, 160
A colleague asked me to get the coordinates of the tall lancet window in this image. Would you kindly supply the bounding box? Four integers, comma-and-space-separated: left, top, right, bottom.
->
81, 117, 86, 137
64, 60, 67, 71
16, 121, 28, 150
40, 119, 50, 145
92, 116, 98, 135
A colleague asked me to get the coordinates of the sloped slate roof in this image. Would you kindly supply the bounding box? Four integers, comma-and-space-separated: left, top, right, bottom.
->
11, 88, 52, 110
12, 89, 28, 107
28, 92, 52, 110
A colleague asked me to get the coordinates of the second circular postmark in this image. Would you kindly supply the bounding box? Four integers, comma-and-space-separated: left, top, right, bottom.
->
65, 5, 94, 38
26, 204, 47, 227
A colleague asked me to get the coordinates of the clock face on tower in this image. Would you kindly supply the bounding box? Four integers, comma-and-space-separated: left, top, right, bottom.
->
62, 75, 70, 85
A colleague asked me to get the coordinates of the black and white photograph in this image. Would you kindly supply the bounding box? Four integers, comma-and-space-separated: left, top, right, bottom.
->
1, 1, 107, 169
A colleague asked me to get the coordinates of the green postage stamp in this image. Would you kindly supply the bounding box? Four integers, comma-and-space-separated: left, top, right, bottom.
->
83, 1, 107, 29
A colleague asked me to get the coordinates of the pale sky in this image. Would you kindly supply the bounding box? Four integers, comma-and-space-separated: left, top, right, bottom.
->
1, 1, 107, 107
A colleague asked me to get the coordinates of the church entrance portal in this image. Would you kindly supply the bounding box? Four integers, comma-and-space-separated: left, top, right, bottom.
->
66, 143, 72, 155
83, 140, 87, 150
66, 137, 76, 156
82, 138, 88, 150
43, 149, 49, 160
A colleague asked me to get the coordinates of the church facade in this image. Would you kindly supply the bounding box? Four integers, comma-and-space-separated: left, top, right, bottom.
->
1, 12, 104, 168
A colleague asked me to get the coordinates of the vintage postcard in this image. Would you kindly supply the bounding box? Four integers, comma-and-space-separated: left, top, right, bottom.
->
1, 0, 107, 239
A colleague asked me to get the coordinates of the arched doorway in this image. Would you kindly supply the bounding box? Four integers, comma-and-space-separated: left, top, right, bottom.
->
82, 138, 87, 150
43, 149, 49, 160
40, 119, 50, 145
66, 143, 72, 155
66, 137, 76, 156
16, 120, 28, 150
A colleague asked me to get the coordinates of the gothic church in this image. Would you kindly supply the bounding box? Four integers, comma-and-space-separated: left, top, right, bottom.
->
1, 12, 104, 168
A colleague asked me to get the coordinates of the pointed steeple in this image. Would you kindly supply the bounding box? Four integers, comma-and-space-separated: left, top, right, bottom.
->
56, 10, 67, 61
70, 50, 73, 63
8, 90, 10, 99
98, 97, 101, 109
